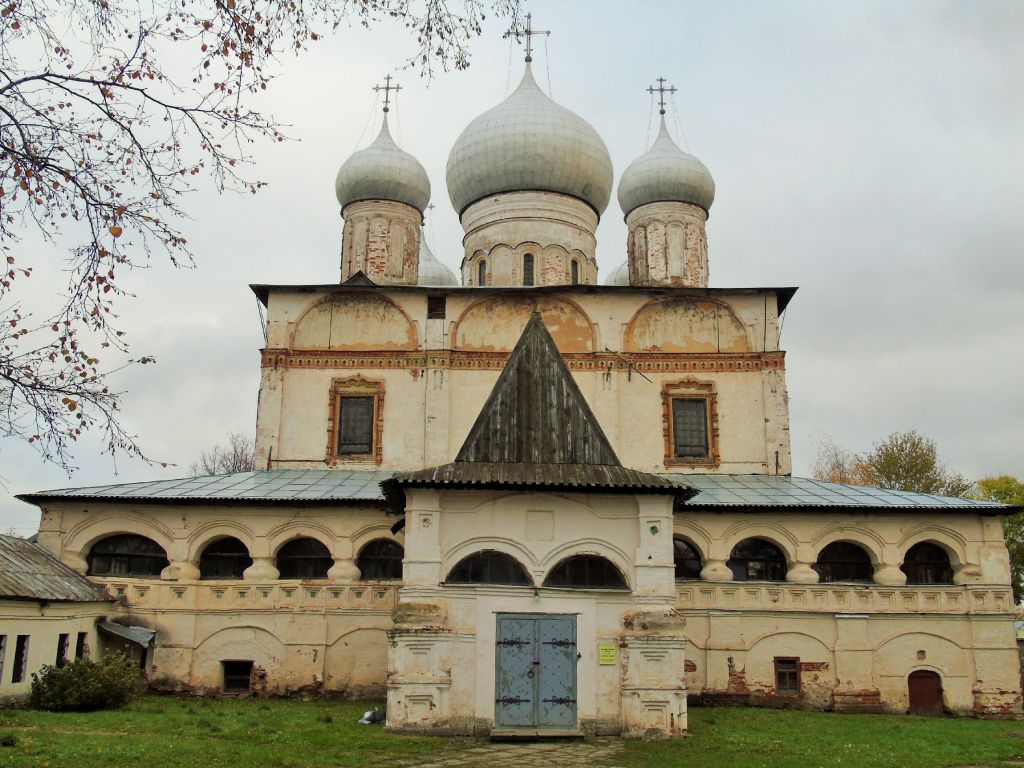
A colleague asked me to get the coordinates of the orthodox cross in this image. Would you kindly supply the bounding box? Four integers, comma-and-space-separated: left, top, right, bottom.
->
522, 12, 550, 63
373, 75, 401, 113
648, 77, 677, 116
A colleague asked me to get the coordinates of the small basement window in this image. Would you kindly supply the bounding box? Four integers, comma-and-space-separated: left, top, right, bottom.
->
775, 657, 800, 695
222, 660, 254, 693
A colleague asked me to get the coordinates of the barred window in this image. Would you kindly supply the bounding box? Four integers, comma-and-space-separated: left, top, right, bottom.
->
356, 539, 404, 581
672, 398, 709, 458
337, 396, 374, 455
901, 542, 954, 585
523, 254, 535, 286
814, 541, 873, 583
543, 555, 628, 590
673, 537, 703, 580
729, 538, 787, 582
200, 537, 253, 580
276, 538, 332, 579
446, 550, 532, 586
87, 534, 169, 578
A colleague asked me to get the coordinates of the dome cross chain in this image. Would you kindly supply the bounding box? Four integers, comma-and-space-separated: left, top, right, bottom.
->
648, 77, 677, 116
373, 74, 402, 113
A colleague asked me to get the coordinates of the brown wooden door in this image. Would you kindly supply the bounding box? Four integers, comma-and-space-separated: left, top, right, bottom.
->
908, 670, 943, 716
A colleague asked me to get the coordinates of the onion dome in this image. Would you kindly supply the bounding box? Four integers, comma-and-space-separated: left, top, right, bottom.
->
446, 65, 614, 216
617, 117, 715, 216
335, 116, 431, 213
604, 261, 630, 286
418, 238, 458, 286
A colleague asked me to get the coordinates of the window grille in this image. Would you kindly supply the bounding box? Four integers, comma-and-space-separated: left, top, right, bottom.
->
814, 542, 873, 583
673, 538, 703, 580
356, 539, 404, 581
728, 538, 787, 582
543, 555, 628, 590
87, 534, 169, 578
523, 254, 535, 286
276, 538, 333, 579
672, 398, 709, 457
200, 537, 253, 580
901, 542, 954, 585
222, 660, 253, 693
447, 551, 532, 585
337, 396, 374, 455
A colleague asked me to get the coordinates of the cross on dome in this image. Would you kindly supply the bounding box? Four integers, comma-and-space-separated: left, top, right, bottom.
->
521, 12, 550, 63
373, 74, 402, 113
648, 77, 677, 116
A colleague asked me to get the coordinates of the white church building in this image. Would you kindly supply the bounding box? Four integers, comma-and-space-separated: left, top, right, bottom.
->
15, 45, 1022, 736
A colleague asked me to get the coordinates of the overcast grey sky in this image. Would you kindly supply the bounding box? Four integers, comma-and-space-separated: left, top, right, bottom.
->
2, 0, 1022, 534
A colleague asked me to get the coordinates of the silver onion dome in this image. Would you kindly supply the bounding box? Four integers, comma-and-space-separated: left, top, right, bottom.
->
617, 117, 715, 217
335, 116, 431, 213
418, 238, 458, 286
446, 65, 614, 216
604, 261, 630, 286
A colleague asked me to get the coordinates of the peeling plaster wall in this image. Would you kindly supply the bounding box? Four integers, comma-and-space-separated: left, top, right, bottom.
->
255, 288, 790, 475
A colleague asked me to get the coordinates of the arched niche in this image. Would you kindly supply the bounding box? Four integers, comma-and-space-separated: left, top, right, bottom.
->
291, 292, 417, 351
199, 537, 253, 580
624, 298, 750, 353
452, 295, 595, 352
813, 541, 874, 583
728, 538, 787, 582
543, 554, 629, 590
355, 539, 404, 581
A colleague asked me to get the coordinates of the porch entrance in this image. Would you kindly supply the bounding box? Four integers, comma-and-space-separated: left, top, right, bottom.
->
494, 614, 577, 731
908, 670, 943, 716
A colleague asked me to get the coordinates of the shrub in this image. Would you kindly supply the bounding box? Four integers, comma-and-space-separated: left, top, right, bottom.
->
0, 733, 18, 748
29, 652, 139, 712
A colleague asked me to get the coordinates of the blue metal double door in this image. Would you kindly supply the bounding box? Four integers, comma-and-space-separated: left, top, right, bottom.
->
495, 613, 577, 729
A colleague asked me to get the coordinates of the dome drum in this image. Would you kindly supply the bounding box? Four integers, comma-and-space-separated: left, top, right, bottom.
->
626, 201, 709, 288
340, 199, 422, 285
460, 190, 598, 287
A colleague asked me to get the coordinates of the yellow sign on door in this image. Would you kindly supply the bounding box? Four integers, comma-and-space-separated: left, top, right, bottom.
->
598, 642, 617, 665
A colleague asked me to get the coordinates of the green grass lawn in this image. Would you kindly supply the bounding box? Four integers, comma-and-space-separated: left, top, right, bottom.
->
1, 696, 1024, 768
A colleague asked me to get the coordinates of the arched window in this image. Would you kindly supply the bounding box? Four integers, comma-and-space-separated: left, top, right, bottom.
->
901, 542, 954, 585
728, 538, 787, 582
276, 538, 332, 579
522, 254, 535, 286
446, 550, 532, 586
356, 539, 404, 581
570, 259, 580, 285
477, 259, 487, 286
813, 541, 873, 583
199, 537, 253, 580
87, 534, 169, 578
543, 555, 628, 590
673, 537, 703, 580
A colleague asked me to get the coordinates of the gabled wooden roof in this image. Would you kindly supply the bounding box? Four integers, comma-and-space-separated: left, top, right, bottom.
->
456, 310, 620, 466
382, 312, 693, 508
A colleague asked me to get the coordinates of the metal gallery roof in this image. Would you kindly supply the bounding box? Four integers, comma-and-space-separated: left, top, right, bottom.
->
18, 471, 1013, 514
672, 474, 1014, 513
17, 469, 393, 507
0, 534, 112, 603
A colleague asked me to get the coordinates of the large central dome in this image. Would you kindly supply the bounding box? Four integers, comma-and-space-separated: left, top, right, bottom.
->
446, 65, 614, 216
